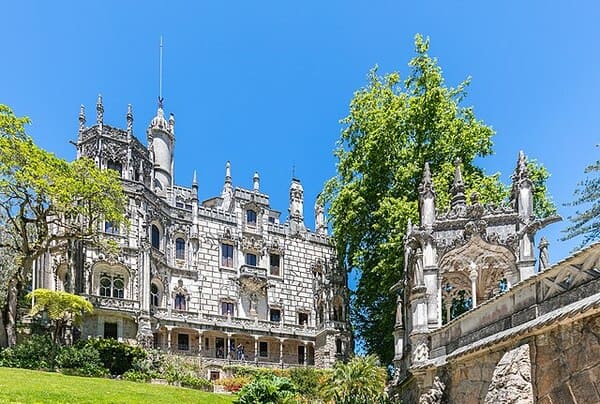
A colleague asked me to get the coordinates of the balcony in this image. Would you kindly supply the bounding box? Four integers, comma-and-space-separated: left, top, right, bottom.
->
240, 265, 267, 280
83, 294, 140, 313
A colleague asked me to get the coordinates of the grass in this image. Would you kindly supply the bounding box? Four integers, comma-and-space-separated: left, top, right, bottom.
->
0, 367, 234, 403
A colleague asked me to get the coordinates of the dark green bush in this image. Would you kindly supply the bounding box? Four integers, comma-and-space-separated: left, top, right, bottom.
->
122, 369, 154, 383
0, 335, 54, 369
77, 338, 146, 375
179, 374, 213, 391
55, 345, 107, 377
288, 367, 327, 400
234, 374, 296, 404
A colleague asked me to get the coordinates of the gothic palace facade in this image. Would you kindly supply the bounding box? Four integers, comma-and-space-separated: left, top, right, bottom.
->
33, 96, 352, 370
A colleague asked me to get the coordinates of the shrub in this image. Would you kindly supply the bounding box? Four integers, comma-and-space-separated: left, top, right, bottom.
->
77, 338, 146, 375
217, 376, 252, 392
0, 335, 54, 369
234, 375, 296, 404
288, 367, 329, 400
179, 374, 213, 391
55, 345, 107, 377
123, 369, 154, 383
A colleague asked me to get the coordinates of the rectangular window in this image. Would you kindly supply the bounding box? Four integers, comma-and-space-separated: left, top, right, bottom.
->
176, 238, 186, 260
269, 254, 281, 276
298, 312, 309, 326
259, 341, 268, 357
246, 210, 257, 225
222, 301, 235, 316
336, 338, 343, 354
175, 201, 184, 208
103, 322, 118, 339
269, 309, 281, 323
104, 221, 118, 234
245, 253, 257, 267
221, 244, 234, 267
178, 334, 189, 351
268, 217, 275, 224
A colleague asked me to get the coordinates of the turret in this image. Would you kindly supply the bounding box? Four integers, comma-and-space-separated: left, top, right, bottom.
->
418, 162, 436, 228
147, 97, 175, 194
253, 172, 260, 191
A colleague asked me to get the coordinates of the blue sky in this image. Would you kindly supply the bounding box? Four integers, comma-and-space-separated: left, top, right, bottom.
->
1, 1, 598, 280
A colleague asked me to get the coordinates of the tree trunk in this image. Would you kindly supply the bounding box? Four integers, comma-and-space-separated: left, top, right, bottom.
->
5, 277, 18, 347
0, 310, 7, 347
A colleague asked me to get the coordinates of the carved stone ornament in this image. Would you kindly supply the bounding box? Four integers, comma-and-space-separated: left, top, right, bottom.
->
412, 342, 429, 363
484, 344, 534, 404
418, 376, 445, 404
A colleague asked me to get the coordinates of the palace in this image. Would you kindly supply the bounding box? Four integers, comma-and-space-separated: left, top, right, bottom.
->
32, 96, 352, 373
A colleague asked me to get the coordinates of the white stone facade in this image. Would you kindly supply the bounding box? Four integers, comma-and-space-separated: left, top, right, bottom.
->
34, 98, 351, 369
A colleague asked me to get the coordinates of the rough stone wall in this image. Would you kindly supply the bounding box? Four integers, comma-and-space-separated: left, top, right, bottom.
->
484, 344, 533, 404
534, 316, 600, 404
446, 350, 503, 403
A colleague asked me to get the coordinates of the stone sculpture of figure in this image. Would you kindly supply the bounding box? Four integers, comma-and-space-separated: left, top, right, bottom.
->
395, 295, 404, 327
539, 237, 549, 272
414, 248, 425, 287
249, 293, 258, 315
315, 197, 326, 235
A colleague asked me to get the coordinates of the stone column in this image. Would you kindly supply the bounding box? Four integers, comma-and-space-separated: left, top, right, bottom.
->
303, 342, 308, 366
226, 333, 231, 359
197, 330, 203, 357
469, 266, 478, 308
279, 339, 284, 365
166, 326, 173, 353
254, 336, 259, 364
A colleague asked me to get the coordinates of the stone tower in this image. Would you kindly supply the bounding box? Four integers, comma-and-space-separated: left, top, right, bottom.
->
147, 98, 175, 195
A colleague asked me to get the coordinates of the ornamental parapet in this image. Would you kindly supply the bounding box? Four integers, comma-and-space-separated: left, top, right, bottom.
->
83, 294, 140, 313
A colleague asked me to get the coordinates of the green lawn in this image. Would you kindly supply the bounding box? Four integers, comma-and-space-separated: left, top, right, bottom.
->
0, 367, 234, 403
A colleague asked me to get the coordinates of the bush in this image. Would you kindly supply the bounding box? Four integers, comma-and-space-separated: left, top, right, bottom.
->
217, 376, 252, 392
77, 338, 146, 375
234, 375, 297, 404
288, 367, 329, 400
123, 369, 154, 383
0, 335, 54, 369
55, 345, 107, 377
179, 374, 213, 391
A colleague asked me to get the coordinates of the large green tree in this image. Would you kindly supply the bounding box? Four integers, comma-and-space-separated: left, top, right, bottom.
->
323, 35, 555, 364
0, 104, 126, 346
562, 145, 599, 248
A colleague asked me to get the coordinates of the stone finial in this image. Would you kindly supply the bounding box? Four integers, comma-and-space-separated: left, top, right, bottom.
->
225, 161, 232, 184
253, 172, 260, 191
538, 237, 549, 271
78, 104, 86, 133
169, 113, 175, 134
315, 195, 327, 235
221, 161, 233, 211
418, 162, 434, 196
289, 178, 304, 222
96, 94, 104, 126
513, 150, 529, 182
450, 157, 466, 208
192, 170, 198, 187
126, 104, 133, 134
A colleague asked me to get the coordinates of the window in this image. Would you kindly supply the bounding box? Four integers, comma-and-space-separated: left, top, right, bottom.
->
298, 312, 309, 326
269, 308, 281, 323
259, 341, 268, 357
268, 217, 275, 224
150, 283, 160, 307
336, 338, 343, 354
178, 334, 189, 351
174, 293, 187, 310
176, 201, 184, 208
222, 301, 235, 316
99, 274, 124, 298
245, 253, 257, 267
221, 244, 234, 267
175, 238, 186, 260
269, 254, 281, 276
103, 322, 118, 339
107, 160, 122, 176
246, 209, 257, 225
151, 225, 160, 249
104, 221, 118, 234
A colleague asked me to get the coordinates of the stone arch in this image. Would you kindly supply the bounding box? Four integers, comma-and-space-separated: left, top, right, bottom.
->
92, 261, 131, 299
150, 277, 165, 308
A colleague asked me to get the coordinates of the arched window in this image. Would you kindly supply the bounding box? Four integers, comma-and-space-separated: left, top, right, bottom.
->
107, 160, 122, 176
150, 283, 160, 307
246, 209, 257, 225
175, 238, 186, 260
151, 225, 160, 249
99, 273, 124, 298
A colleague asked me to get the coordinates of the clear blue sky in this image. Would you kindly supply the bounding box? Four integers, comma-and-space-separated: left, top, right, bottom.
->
2, 1, 598, 280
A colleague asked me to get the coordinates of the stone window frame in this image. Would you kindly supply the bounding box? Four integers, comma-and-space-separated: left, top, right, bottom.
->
245, 252, 258, 267
221, 300, 236, 316
99, 273, 125, 299
220, 243, 235, 269
269, 307, 282, 323
104, 220, 119, 235
150, 278, 164, 308
246, 209, 257, 226
151, 223, 162, 250
175, 237, 186, 261
297, 311, 310, 327
269, 253, 282, 277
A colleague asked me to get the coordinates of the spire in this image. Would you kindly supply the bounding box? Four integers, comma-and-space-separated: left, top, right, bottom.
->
253, 172, 260, 191
511, 150, 534, 218
289, 178, 304, 223
418, 162, 434, 196
512, 150, 529, 182
78, 105, 86, 134
192, 170, 198, 199
168, 113, 175, 134
126, 104, 133, 134
96, 94, 103, 126
225, 161, 232, 185
450, 158, 466, 209
192, 170, 197, 187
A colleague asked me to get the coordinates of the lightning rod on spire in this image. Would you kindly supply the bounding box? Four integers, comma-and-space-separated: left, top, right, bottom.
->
159, 36, 164, 107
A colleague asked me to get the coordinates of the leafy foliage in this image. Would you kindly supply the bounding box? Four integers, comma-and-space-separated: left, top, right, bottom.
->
0, 334, 54, 369
562, 146, 600, 248
55, 345, 107, 377
233, 374, 297, 404
321, 355, 388, 404
27, 289, 93, 345
323, 35, 555, 363
77, 338, 146, 375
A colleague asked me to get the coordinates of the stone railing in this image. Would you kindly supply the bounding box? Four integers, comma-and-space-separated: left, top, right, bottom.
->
83, 294, 140, 312
240, 265, 267, 279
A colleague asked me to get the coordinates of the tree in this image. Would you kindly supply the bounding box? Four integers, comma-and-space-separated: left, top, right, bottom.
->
562, 145, 599, 248
323, 35, 555, 364
26, 289, 93, 345
0, 104, 126, 346
321, 355, 388, 403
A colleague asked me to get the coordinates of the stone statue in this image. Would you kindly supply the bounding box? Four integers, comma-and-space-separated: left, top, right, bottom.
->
395, 295, 403, 327
538, 237, 549, 272
414, 248, 424, 287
